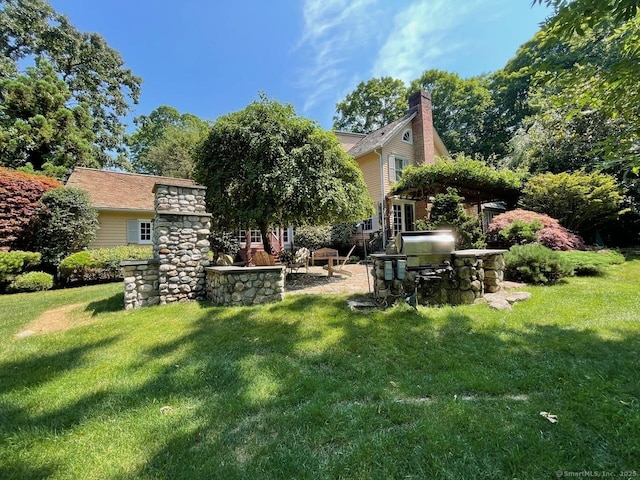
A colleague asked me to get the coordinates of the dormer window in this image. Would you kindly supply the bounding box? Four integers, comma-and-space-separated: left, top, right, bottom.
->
401, 128, 413, 144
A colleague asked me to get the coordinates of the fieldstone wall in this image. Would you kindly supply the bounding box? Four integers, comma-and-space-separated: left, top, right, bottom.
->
154, 183, 211, 304
482, 253, 506, 293
370, 249, 506, 306
206, 266, 285, 306
122, 260, 160, 309
122, 182, 211, 309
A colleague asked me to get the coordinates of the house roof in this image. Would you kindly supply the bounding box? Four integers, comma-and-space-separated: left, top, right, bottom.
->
346, 110, 417, 159
66, 167, 196, 212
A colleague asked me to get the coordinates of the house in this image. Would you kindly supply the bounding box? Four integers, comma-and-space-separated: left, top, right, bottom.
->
66, 167, 296, 257
65, 167, 196, 248
335, 90, 449, 245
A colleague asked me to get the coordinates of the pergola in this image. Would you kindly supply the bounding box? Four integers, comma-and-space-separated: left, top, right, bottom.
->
389, 159, 523, 214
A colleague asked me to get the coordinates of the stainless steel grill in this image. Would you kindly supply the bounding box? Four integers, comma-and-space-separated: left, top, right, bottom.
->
395, 230, 455, 269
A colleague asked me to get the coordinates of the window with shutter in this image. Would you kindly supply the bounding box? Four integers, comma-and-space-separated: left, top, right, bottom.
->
127, 220, 139, 244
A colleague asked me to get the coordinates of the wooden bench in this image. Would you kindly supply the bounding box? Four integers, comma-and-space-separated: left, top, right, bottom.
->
311, 247, 339, 266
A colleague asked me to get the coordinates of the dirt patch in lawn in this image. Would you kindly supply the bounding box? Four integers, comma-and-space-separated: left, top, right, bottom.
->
15, 303, 91, 337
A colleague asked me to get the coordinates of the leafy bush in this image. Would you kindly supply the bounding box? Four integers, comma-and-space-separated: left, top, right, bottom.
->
415, 187, 485, 249
210, 231, 240, 259
9, 271, 54, 292
32, 187, 98, 265
504, 244, 574, 284
487, 209, 584, 251
0, 250, 41, 283
391, 155, 523, 203
498, 219, 543, 247
293, 225, 332, 251
59, 246, 152, 283
521, 171, 623, 240
559, 249, 625, 276
0, 167, 61, 250
330, 223, 357, 250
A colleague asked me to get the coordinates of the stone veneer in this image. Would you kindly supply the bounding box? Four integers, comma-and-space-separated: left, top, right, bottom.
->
370, 249, 506, 306
206, 265, 285, 306
122, 182, 211, 310
122, 259, 160, 309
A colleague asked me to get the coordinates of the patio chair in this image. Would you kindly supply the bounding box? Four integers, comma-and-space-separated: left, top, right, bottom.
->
323, 245, 356, 277
253, 251, 276, 266
287, 247, 310, 274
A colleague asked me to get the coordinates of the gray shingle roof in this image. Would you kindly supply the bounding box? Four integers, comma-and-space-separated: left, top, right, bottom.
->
347, 108, 417, 158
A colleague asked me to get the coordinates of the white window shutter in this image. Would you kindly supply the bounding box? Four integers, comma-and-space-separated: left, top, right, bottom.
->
127, 220, 139, 244
403, 157, 409, 169
388, 155, 396, 182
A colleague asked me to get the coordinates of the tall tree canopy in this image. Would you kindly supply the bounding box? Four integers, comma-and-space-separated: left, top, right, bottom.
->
500, 1, 640, 177
410, 70, 494, 157
0, 0, 141, 168
128, 105, 211, 178
196, 96, 374, 252
0, 58, 95, 170
332, 77, 408, 134
333, 71, 496, 158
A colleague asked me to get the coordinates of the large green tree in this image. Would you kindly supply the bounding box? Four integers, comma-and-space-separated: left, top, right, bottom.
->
196, 96, 374, 252
332, 77, 408, 134
0, 58, 95, 170
0, 0, 141, 167
128, 106, 211, 178
520, 171, 624, 240
520, 1, 640, 172
333, 71, 496, 157
410, 70, 495, 157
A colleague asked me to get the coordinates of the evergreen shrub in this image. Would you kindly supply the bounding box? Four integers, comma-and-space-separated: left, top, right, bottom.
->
505, 244, 574, 284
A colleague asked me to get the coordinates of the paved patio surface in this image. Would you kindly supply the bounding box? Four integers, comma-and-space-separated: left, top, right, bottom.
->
284, 265, 373, 296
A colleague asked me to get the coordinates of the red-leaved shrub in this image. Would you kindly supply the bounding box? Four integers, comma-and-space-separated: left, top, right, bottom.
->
487, 209, 584, 251
0, 168, 61, 251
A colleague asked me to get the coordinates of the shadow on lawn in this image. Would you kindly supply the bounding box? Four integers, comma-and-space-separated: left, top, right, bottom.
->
130, 301, 639, 478
2, 295, 639, 479
84, 291, 125, 316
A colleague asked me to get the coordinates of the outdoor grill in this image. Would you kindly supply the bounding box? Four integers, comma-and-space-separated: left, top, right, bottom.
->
395, 230, 456, 269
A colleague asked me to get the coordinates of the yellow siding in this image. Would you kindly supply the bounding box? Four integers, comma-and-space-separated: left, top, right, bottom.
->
90, 211, 152, 248
381, 127, 415, 197
356, 152, 382, 204
335, 132, 366, 152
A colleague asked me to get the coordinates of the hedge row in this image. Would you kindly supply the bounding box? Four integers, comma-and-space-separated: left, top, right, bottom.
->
0, 250, 41, 283
58, 246, 153, 283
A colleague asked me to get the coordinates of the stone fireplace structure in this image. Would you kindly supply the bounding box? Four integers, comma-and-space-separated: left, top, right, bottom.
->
121, 181, 285, 309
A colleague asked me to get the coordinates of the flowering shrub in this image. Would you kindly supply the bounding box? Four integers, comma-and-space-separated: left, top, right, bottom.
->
487, 209, 584, 251
0, 168, 61, 250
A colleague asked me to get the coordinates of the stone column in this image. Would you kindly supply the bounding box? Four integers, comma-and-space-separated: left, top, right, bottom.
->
482, 254, 506, 293
153, 183, 211, 304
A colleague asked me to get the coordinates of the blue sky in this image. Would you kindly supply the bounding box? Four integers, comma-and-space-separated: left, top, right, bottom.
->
49, 0, 552, 130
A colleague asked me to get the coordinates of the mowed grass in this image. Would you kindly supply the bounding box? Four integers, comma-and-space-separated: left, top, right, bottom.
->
0, 260, 639, 479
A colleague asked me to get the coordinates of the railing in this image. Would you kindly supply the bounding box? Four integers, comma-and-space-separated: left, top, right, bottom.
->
269, 231, 281, 261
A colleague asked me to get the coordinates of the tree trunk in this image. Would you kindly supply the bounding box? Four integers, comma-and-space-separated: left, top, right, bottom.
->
260, 223, 271, 253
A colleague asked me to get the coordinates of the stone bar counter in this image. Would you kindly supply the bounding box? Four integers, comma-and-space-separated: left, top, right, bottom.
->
370, 249, 507, 306
206, 265, 285, 306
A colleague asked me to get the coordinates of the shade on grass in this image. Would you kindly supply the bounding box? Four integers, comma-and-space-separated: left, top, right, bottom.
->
0, 260, 639, 479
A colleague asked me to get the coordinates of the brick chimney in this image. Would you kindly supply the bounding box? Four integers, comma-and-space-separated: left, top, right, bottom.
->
409, 90, 436, 165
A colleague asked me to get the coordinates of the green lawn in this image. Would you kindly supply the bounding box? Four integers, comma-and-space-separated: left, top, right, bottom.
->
1, 260, 639, 479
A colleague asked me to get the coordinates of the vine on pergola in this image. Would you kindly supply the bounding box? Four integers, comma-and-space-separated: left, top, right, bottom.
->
390, 156, 524, 208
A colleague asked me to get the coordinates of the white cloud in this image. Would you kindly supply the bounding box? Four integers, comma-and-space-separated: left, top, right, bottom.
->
372, 0, 495, 82
297, 0, 379, 112
296, 0, 504, 119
